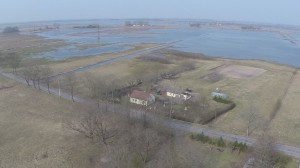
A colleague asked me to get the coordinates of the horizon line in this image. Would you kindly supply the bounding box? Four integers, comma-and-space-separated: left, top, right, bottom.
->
0, 18, 300, 28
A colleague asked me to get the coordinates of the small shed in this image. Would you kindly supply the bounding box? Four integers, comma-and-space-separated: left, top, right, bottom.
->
212, 92, 228, 99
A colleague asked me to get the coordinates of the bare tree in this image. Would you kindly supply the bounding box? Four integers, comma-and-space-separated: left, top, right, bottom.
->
68, 103, 208, 168
251, 134, 289, 168
65, 73, 77, 102
131, 126, 160, 164
20, 65, 53, 91
70, 106, 127, 147
28, 65, 40, 89
34, 66, 43, 90
21, 67, 32, 86
0, 52, 4, 67
39, 65, 53, 94
241, 103, 263, 136
84, 73, 120, 109
4, 53, 22, 73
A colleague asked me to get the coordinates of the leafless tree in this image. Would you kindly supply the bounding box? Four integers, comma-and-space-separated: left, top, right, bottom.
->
20, 65, 53, 91
34, 66, 43, 90
251, 134, 288, 168
241, 103, 263, 136
131, 125, 160, 164
21, 67, 32, 86
84, 73, 123, 110
70, 107, 125, 147
4, 52, 22, 73
39, 65, 53, 93
68, 103, 206, 168
65, 73, 77, 102
19, 65, 39, 88
29, 65, 40, 89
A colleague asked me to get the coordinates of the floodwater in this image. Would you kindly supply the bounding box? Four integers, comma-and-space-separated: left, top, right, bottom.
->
34, 45, 130, 60
30, 20, 300, 67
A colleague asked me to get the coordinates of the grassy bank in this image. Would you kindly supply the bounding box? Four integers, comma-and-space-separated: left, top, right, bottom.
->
0, 76, 100, 168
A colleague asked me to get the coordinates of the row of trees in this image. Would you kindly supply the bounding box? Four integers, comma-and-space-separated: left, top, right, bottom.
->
68, 103, 209, 168
68, 102, 292, 168
21, 65, 53, 93
0, 52, 22, 73
2, 26, 19, 34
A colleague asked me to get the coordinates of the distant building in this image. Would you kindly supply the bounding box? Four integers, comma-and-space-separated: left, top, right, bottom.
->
130, 90, 155, 106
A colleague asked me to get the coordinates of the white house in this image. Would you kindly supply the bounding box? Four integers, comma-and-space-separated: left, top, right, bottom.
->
166, 92, 181, 99
130, 90, 155, 106
166, 91, 191, 100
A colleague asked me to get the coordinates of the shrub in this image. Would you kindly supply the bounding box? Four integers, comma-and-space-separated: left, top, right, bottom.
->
190, 134, 195, 140
239, 143, 247, 152
217, 137, 226, 147
275, 153, 292, 166
131, 155, 144, 168
230, 141, 248, 153
213, 97, 231, 104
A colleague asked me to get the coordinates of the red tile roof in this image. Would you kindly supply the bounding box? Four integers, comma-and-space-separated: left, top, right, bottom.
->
130, 90, 151, 101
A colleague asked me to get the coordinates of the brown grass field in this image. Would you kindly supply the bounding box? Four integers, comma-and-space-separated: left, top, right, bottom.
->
0, 76, 101, 168
64, 50, 300, 147
171, 58, 295, 139
0, 34, 67, 56
269, 71, 300, 147
0, 75, 275, 167
218, 65, 266, 79
48, 43, 160, 74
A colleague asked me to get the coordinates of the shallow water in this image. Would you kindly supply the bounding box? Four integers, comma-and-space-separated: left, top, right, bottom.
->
33, 20, 300, 67
34, 45, 130, 60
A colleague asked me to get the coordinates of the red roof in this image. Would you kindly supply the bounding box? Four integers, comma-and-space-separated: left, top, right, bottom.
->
130, 90, 151, 101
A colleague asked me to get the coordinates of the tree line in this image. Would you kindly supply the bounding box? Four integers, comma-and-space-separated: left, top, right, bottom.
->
2, 26, 20, 34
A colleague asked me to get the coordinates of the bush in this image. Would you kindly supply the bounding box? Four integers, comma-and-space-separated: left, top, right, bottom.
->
230, 141, 248, 153
217, 137, 226, 147
213, 97, 231, 104
275, 153, 292, 166
131, 155, 144, 168
190, 134, 195, 140
190, 133, 228, 148
190, 138, 249, 153
239, 143, 247, 152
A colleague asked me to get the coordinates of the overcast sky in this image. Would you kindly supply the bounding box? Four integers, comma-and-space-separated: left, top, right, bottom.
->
1, 0, 300, 25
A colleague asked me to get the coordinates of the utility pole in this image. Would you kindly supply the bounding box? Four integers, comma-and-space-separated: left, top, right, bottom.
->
97, 24, 100, 41
170, 97, 173, 118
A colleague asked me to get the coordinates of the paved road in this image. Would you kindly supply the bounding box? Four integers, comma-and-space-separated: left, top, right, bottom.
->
43, 41, 179, 81
1, 71, 300, 159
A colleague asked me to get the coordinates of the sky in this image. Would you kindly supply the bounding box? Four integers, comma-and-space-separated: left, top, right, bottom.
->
0, 0, 300, 25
